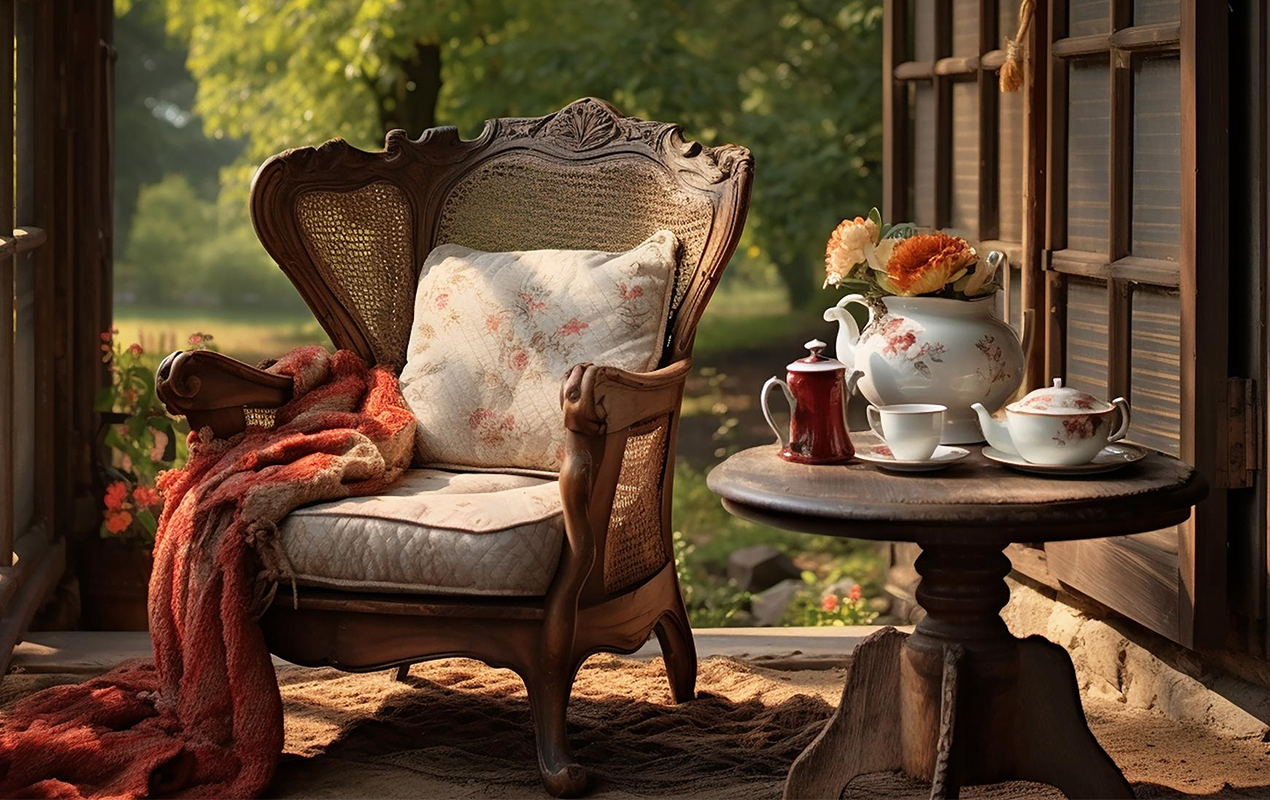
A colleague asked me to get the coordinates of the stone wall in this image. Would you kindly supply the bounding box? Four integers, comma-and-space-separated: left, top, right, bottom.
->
1003, 576, 1270, 739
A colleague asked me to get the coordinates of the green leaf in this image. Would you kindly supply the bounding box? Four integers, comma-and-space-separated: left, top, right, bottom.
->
135, 509, 158, 537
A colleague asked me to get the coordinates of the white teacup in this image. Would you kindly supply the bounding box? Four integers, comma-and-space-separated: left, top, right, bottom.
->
866, 404, 946, 462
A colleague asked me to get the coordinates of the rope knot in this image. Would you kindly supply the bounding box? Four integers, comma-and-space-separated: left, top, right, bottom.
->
998, 0, 1035, 93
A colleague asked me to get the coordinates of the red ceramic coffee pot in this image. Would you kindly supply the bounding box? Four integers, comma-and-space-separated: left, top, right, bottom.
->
761, 339, 863, 464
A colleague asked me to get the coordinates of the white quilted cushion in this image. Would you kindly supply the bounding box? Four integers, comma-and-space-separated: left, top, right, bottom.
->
278, 469, 564, 597
399, 230, 679, 473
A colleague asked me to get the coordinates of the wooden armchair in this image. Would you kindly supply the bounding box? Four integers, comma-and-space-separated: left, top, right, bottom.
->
154, 98, 752, 796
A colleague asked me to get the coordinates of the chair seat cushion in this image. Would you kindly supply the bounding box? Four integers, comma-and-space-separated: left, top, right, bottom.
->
399, 230, 680, 474
277, 469, 564, 597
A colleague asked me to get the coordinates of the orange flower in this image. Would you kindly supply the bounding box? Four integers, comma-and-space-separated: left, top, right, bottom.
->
104, 510, 132, 534
104, 481, 129, 511
132, 485, 161, 507
848, 584, 863, 602
879, 233, 977, 296
821, 594, 840, 613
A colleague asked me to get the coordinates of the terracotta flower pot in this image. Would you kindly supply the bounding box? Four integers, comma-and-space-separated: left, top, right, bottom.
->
77, 536, 152, 631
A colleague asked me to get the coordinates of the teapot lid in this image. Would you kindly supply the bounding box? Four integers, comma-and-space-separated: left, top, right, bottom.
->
1006, 378, 1114, 415
788, 339, 845, 373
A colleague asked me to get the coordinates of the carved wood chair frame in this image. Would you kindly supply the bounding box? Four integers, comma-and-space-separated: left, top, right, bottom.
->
155, 98, 753, 796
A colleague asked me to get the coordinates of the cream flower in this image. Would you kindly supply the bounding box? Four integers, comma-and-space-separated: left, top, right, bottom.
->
962, 251, 1003, 296
824, 216, 880, 286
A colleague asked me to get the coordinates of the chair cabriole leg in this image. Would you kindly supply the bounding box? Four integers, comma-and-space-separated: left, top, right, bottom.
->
525, 657, 588, 798
654, 592, 697, 703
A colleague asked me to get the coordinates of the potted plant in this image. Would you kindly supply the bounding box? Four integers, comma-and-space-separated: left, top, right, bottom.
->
82, 330, 213, 629
821, 209, 1028, 443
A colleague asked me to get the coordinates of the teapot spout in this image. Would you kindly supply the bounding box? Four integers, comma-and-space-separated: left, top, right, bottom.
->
823, 294, 871, 364
971, 402, 1017, 454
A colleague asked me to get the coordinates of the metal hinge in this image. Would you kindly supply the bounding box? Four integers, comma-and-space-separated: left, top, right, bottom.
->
1217, 378, 1260, 489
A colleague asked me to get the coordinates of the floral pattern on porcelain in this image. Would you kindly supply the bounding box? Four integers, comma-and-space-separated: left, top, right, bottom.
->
869, 314, 948, 378
1053, 414, 1103, 446
974, 335, 1014, 395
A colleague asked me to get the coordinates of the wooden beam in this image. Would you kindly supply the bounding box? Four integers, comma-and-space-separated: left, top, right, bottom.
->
0, 0, 13, 569
895, 61, 934, 81
976, 0, 997, 243
883, 0, 908, 224
1179, 0, 1230, 649
1022, 0, 1050, 388
933, 0, 953, 229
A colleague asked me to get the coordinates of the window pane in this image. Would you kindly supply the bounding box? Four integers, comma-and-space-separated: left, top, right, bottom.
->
13, 250, 34, 533
999, 0, 1022, 44
1131, 286, 1182, 456
912, 82, 938, 227
1065, 278, 1109, 397
1067, 58, 1110, 253
999, 85, 1025, 242
1134, 0, 1179, 26
1069, 0, 1110, 36
953, 0, 979, 55
914, 0, 937, 61
1132, 56, 1181, 262
950, 81, 979, 236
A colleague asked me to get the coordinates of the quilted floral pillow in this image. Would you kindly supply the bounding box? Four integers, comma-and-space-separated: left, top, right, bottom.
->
399, 230, 680, 473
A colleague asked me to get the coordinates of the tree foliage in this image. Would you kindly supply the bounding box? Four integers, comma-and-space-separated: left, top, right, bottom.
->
116, 174, 302, 308
148, 0, 883, 308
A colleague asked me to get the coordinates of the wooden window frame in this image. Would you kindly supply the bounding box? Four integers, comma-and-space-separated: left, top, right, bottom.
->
885, 0, 1232, 649
885, 0, 1045, 384
0, 0, 113, 670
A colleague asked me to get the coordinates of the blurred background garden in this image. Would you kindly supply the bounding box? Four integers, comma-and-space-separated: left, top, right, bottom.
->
110, 0, 893, 627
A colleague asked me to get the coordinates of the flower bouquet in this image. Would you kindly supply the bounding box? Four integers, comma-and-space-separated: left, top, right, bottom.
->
823, 208, 1002, 299
820, 209, 1024, 444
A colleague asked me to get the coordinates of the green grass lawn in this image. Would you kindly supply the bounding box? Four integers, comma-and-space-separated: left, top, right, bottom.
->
114, 306, 331, 364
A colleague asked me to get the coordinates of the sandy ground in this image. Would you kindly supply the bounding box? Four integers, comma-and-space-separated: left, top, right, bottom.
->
4, 654, 1268, 798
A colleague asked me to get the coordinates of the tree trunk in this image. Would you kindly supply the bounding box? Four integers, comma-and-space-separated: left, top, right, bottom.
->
377, 42, 442, 136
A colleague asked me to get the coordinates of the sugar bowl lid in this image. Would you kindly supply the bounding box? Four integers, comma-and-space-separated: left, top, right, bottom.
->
1007, 378, 1114, 415
787, 339, 845, 373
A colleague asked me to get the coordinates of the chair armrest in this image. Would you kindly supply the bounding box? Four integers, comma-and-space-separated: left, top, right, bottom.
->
156, 349, 294, 439
560, 358, 692, 437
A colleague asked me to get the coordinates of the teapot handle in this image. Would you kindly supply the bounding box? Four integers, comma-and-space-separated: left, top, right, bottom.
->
761, 377, 795, 447
1019, 308, 1036, 361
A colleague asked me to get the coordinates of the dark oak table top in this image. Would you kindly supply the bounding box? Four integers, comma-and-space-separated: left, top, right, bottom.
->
707, 439, 1208, 545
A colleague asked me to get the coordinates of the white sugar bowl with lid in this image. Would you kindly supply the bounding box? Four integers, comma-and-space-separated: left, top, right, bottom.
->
971, 379, 1131, 466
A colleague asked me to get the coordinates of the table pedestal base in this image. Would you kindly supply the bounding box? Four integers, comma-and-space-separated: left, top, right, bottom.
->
784, 545, 1133, 800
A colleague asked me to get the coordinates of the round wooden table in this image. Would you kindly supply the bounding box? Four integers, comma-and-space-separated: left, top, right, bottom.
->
707, 442, 1207, 800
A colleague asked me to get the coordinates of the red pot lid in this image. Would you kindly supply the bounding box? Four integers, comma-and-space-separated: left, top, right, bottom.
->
787, 339, 845, 373
1007, 378, 1114, 415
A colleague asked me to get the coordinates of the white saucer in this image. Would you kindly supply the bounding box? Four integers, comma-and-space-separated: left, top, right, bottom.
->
981, 443, 1148, 475
856, 444, 970, 473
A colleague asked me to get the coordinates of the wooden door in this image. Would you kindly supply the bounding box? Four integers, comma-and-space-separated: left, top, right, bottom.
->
883, 0, 1238, 649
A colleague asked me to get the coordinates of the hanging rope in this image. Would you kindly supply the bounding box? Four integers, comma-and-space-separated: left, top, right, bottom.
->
998, 0, 1036, 93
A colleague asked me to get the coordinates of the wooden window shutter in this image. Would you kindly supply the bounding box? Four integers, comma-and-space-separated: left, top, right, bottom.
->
883, 0, 1236, 649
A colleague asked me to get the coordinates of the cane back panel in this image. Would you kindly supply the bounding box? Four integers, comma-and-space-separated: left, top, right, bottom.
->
250, 98, 753, 368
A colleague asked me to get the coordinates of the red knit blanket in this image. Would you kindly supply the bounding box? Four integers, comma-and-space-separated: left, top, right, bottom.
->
0, 347, 416, 798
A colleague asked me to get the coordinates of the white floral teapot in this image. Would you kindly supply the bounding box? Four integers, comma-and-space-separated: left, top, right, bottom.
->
972, 379, 1131, 466
824, 259, 1030, 445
